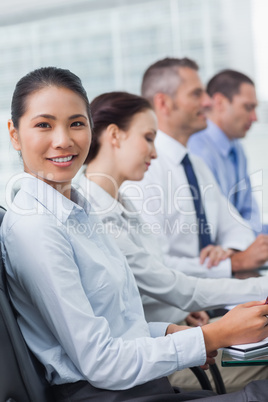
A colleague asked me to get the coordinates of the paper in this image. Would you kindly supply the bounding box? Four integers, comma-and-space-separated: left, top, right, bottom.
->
224, 337, 268, 357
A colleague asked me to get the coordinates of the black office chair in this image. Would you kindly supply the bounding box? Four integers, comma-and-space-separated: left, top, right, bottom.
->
0, 206, 5, 225
189, 361, 225, 394
0, 206, 55, 402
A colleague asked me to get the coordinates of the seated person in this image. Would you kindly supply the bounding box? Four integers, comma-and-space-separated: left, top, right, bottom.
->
1, 67, 268, 402
188, 69, 267, 234
80, 91, 268, 392
123, 57, 268, 278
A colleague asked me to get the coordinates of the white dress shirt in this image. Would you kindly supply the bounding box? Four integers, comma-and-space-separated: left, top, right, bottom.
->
122, 131, 255, 279
0, 174, 206, 389
78, 175, 268, 324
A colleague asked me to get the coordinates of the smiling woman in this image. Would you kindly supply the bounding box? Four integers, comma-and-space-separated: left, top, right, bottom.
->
8, 79, 92, 199
1, 68, 268, 402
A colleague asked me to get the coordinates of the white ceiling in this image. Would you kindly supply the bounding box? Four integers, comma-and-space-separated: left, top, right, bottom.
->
0, 0, 148, 25
0, 0, 111, 25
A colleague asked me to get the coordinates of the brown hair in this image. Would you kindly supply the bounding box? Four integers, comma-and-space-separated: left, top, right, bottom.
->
85, 91, 152, 164
207, 69, 254, 101
11, 66, 92, 129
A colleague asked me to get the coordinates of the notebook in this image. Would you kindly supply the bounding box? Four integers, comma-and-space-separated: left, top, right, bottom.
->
224, 337, 268, 358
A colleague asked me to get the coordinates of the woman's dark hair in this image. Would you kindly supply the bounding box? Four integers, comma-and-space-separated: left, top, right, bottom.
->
11, 66, 93, 129
85, 91, 153, 164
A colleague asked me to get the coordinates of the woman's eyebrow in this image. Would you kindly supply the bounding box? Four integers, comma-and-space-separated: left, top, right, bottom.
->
68, 114, 88, 120
31, 114, 56, 121
30, 114, 88, 121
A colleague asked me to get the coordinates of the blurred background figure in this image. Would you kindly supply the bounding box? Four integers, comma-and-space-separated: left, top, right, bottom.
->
188, 69, 267, 234
124, 57, 268, 277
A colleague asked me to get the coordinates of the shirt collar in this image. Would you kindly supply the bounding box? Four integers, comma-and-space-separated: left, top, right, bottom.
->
205, 120, 236, 157
155, 130, 187, 165
19, 173, 91, 223
79, 173, 139, 218
79, 173, 123, 216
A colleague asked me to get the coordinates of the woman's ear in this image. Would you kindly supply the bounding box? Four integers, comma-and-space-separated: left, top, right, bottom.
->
8, 120, 21, 151
106, 124, 122, 148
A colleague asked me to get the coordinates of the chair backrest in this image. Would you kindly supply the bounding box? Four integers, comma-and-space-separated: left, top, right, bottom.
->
0, 207, 54, 402
0, 206, 5, 225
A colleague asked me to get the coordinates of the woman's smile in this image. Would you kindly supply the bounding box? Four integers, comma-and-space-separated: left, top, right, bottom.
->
9, 86, 91, 197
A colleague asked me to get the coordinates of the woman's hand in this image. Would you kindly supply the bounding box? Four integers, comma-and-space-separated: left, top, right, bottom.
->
201, 300, 268, 354
185, 311, 209, 327
200, 245, 234, 268
165, 323, 217, 370
165, 324, 190, 335
200, 350, 218, 370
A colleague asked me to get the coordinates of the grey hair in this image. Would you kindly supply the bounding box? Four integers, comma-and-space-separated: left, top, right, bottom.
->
141, 57, 199, 105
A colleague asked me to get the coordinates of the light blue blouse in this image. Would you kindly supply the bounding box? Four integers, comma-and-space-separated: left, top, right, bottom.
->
0, 174, 206, 389
79, 176, 268, 325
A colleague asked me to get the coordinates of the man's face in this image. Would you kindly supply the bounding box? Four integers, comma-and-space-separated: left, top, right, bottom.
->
169, 67, 211, 137
219, 83, 258, 139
